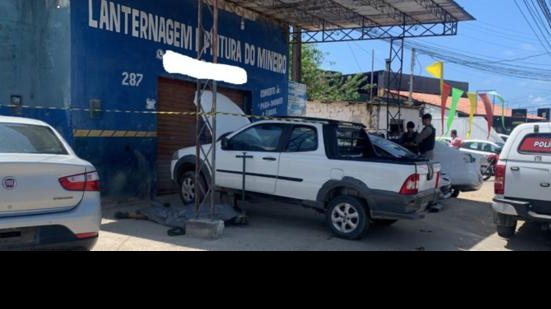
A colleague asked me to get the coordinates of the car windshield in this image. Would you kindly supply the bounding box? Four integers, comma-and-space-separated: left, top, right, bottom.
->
370, 134, 418, 159
0, 123, 68, 155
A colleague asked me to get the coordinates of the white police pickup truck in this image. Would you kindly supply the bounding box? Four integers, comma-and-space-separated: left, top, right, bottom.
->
171, 116, 441, 240
493, 122, 551, 238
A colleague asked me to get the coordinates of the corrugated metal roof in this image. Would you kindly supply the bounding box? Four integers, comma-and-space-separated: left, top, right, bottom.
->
226, 0, 473, 30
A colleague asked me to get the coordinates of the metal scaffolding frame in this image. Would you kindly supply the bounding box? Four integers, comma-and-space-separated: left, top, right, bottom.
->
385, 38, 406, 138
192, 0, 473, 212
195, 0, 220, 217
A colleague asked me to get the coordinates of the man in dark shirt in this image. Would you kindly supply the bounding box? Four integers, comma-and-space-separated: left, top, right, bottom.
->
399, 121, 419, 154
415, 113, 436, 160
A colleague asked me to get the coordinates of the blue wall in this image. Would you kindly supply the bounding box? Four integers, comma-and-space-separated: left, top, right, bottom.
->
0, 0, 72, 141
70, 0, 290, 197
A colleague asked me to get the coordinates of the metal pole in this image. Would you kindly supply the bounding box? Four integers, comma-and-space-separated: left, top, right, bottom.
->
385, 58, 390, 137
370, 49, 374, 102
210, 0, 219, 217
194, 0, 204, 216
292, 26, 302, 83
409, 48, 415, 103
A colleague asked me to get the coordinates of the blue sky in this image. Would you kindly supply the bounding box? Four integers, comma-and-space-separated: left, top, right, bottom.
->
317, 0, 551, 114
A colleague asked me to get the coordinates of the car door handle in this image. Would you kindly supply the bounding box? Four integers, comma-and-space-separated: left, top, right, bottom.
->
541, 183, 550, 188
262, 157, 277, 161
510, 166, 520, 171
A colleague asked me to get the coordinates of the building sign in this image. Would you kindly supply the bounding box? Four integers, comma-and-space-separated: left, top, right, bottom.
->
72, 0, 290, 131
87, 0, 287, 75
288, 81, 307, 116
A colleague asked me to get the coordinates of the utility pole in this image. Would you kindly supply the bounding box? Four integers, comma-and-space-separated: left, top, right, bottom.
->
409, 48, 415, 104
370, 49, 375, 102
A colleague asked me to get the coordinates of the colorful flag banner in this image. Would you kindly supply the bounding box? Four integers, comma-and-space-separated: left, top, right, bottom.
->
488, 90, 506, 129
479, 92, 494, 138
467, 92, 478, 139
446, 87, 465, 134
441, 82, 452, 135
426, 61, 443, 79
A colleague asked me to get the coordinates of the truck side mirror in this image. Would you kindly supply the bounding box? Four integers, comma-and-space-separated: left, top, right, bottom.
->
221, 137, 229, 150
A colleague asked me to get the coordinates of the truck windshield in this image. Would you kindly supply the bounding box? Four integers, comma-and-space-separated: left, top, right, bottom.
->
335, 125, 373, 158
370, 134, 418, 160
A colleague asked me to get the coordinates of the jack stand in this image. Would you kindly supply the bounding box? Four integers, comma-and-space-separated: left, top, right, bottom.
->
234, 152, 253, 225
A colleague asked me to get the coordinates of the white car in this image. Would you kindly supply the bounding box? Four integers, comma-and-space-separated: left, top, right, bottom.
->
433, 141, 483, 198
492, 122, 551, 238
0, 116, 101, 250
460, 139, 504, 158
171, 116, 441, 240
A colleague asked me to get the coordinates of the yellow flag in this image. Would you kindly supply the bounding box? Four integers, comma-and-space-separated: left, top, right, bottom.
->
467, 92, 478, 139
426, 61, 443, 79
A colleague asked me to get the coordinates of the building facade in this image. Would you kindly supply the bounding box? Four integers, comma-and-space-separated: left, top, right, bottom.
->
1, 0, 290, 198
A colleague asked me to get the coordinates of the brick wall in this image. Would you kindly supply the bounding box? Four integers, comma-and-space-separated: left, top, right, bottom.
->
306, 101, 372, 127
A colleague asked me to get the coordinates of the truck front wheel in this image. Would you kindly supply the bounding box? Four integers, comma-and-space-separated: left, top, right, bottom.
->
326, 196, 369, 240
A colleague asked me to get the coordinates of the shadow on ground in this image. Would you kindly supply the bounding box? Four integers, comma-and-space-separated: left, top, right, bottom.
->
97, 191, 551, 251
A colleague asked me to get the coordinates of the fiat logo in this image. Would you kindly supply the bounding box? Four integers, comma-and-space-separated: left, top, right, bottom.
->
2, 177, 17, 190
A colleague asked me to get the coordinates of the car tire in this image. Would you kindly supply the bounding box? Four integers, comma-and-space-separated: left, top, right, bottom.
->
450, 188, 460, 198
372, 219, 398, 226
497, 224, 516, 239
326, 196, 369, 240
179, 170, 206, 205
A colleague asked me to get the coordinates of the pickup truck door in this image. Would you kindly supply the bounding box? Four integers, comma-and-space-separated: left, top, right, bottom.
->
505, 125, 551, 215
276, 125, 323, 201
216, 123, 286, 194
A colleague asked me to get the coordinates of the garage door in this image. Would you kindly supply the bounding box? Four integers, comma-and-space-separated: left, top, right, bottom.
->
156, 77, 247, 195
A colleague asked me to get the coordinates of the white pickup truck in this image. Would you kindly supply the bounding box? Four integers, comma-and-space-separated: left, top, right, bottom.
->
493, 122, 551, 238
171, 117, 441, 239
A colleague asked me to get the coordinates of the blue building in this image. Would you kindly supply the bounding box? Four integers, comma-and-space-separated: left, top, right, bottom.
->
1, 0, 289, 198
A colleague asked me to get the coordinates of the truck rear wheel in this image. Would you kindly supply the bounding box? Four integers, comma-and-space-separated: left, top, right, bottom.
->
326, 196, 369, 240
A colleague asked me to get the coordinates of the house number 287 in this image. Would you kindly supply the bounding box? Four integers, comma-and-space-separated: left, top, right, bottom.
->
122, 72, 144, 87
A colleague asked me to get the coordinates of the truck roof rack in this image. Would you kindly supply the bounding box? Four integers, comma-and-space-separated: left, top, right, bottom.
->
273, 116, 365, 127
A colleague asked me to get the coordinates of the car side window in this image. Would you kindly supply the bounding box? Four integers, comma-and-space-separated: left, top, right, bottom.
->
286, 126, 318, 152
465, 142, 478, 150
483, 143, 493, 152
227, 124, 284, 152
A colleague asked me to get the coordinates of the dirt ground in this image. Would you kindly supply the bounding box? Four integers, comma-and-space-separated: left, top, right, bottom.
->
94, 181, 551, 251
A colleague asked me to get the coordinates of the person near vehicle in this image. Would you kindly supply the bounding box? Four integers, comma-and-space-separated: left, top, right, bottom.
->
399, 121, 419, 154
415, 113, 436, 161
449, 129, 463, 149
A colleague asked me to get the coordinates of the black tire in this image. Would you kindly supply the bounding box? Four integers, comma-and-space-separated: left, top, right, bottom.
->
178, 170, 207, 205
451, 188, 460, 198
497, 223, 517, 238
373, 219, 398, 226
326, 196, 369, 240
482, 166, 493, 181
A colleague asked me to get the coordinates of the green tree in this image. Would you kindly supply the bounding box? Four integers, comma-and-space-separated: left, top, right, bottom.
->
290, 44, 371, 101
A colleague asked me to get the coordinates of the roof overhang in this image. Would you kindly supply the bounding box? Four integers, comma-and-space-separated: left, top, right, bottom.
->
223, 0, 474, 42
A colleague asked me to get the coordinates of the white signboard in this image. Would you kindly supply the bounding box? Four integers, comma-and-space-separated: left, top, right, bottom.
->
288, 81, 307, 116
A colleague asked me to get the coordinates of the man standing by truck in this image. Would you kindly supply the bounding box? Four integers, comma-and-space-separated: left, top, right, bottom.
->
415, 113, 436, 160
